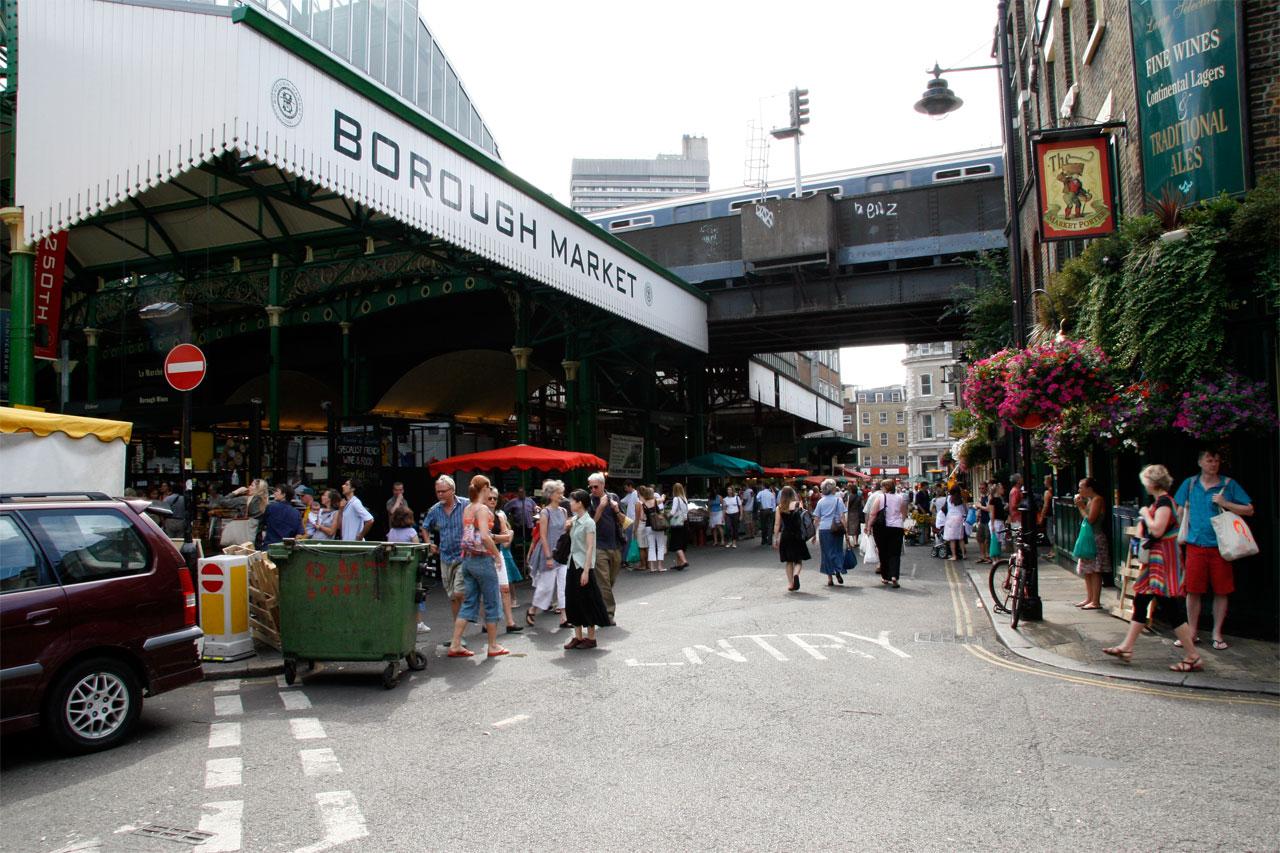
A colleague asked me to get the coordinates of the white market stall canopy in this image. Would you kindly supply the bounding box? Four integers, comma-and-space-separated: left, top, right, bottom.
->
13, 0, 708, 351
0, 407, 133, 495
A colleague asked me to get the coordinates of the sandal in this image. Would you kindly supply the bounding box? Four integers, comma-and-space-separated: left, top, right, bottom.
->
487, 647, 510, 658
1212, 639, 1230, 650
1170, 656, 1203, 672
525, 608, 537, 626
1102, 646, 1133, 662
1173, 636, 1200, 648
446, 648, 475, 658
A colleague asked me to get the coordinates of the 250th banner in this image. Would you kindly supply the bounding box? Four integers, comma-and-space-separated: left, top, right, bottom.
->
1129, 0, 1249, 208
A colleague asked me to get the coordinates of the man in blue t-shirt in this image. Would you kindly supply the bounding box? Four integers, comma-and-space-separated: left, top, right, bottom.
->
260, 484, 304, 546
1174, 449, 1255, 650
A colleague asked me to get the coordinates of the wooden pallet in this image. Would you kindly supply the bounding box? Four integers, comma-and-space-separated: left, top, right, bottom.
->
222, 546, 281, 650
1110, 524, 1154, 623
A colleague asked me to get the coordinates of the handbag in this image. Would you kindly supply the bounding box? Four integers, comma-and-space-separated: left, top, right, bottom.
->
1212, 510, 1259, 561
552, 529, 572, 565
220, 518, 259, 549
842, 547, 858, 573
1071, 520, 1097, 560
625, 535, 641, 563
647, 504, 669, 531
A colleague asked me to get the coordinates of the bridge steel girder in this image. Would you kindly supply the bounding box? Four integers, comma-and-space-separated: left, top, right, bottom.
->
707, 264, 976, 355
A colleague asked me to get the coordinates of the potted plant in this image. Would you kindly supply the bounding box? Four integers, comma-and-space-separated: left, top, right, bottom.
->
1173, 371, 1278, 442
997, 338, 1112, 430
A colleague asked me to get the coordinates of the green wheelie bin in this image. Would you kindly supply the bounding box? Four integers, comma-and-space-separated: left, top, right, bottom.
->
268, 540, 428, 689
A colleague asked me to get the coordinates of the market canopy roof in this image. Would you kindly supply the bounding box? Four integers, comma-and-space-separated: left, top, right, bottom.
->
428, 444, 606, 477
762, 467, 809, 477
0, 406, 132, 443
13, 0, 708, 351
656, 461, 725, 479
683, 452, 764, 476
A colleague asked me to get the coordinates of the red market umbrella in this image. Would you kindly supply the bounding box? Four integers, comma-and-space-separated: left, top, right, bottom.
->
841, 467, 873, 481
428, 444, 607, 477
762, 467, 809, 477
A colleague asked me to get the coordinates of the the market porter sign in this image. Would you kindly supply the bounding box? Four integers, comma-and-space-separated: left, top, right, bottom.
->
1034, 135, 1116, 241
1128, 0, 1248, 208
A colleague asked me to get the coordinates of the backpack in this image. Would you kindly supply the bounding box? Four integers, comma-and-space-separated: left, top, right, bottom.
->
800, 509, 816, 541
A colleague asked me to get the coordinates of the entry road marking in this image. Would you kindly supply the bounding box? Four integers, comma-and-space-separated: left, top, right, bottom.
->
213, 679, 241, 693
492, 714, 530, 728
213, 695, 243, 717
208, 722, 241, 749
204, 757, 242, 789
193, 801, 242, 853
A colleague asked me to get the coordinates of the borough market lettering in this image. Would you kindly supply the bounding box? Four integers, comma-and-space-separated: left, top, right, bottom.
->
333, 110, 639, 300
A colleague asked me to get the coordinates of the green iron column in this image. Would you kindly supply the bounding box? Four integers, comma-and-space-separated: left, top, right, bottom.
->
83, 328, 100, 403
266, 255, 282, 435
691, 362, 707, 457
511, 346, 533, 443
2, 208, 35, 406
642, 353, 656, 482
577, 355, 596, 455
562, 359, 579, 449
339, 321, 352, 417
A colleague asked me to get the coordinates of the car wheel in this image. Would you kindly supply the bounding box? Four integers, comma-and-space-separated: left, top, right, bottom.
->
45, 657, 142, 754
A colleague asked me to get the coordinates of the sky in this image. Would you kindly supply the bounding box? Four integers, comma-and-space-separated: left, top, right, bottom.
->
419, 0, 1006, 388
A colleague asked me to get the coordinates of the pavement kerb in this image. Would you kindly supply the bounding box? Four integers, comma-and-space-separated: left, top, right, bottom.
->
202, 652, 286, 681
963, 568, 1280, 697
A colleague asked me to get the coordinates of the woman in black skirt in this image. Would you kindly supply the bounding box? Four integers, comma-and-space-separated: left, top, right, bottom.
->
773, 486, 811, 592
563, 489, 610, 650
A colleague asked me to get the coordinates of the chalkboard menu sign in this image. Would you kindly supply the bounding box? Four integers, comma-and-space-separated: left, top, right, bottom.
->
338, 423, 384, 487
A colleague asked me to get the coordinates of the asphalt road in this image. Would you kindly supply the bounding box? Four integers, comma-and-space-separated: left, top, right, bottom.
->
4, 539, 1278, 852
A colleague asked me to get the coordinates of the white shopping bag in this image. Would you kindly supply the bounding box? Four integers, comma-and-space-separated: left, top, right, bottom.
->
861, 533, 880, 566
1212, 510, 1259, 561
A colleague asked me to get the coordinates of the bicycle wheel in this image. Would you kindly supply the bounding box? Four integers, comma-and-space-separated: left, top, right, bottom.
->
1010, 561, 1027, 629
988, 559, 1015, 613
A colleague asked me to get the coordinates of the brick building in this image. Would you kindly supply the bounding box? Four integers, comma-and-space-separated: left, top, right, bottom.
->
1005, 0, 1278, 292
843, 383, 909, 472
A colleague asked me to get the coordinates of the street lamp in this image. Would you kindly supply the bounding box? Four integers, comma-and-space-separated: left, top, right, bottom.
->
138, 301, 199, 573
916, 0, 1042, 621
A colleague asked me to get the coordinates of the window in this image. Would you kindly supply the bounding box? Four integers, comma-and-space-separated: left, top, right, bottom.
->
858, 394, 868, 404
920, 454, 938, 471
920, 374, 933, 396
843, 414, 853, 425
876, 412, 886, 424
898, 455, 906, 465
863, 433, 871, 442
0, 515, 50, 592
897, 432, 906, 444
880, 433, 888, 446
24, 510, 149, 585
861, 412, 870, 425
881, 455, 889, 464
1062, 3, 1076, 88
921, 414, 935, 439
875, 393, 884, 403
896, 412, 905, 424
891, 391, 901, 402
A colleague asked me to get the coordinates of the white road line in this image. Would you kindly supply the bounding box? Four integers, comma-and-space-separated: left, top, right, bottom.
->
213, 695, 243, 717
290, 717, 328, 740
204, 757, 242, 789
300, 747, 343, 777
290, 791, 369, 853
212, 679, 241, 693
208, 722, 241, 749
623, 658, 685, 667
280, 691, 312, 711
194, 800, 242, 853
491, 714, 530, 728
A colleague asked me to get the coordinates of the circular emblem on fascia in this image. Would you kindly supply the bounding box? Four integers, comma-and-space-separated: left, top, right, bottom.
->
644, 281, 654, 307
271, 78, 303, 127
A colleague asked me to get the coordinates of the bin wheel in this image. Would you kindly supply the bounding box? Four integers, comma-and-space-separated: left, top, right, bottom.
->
406, 651, 427, 672
306, 660, 317, 672
381, 662, 400, 689
283, 661, 297, 686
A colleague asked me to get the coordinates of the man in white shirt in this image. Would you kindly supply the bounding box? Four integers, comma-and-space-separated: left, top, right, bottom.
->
756, 485, 777, 546
619, 481, 639, 567
340, 478, 374, 541
742, 486, 756, 538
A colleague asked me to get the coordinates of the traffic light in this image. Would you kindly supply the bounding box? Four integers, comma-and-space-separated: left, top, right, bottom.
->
790, 88, 810, 129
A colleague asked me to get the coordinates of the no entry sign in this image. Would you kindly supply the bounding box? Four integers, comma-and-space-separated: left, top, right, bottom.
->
200, 563, 224, 594
164, 343, 206, 392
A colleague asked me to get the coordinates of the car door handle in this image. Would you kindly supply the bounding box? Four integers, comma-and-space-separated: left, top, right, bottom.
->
26, 608, 58, 626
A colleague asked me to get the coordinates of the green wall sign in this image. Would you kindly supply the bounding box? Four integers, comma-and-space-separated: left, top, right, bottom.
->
1129, 0, 1248, 209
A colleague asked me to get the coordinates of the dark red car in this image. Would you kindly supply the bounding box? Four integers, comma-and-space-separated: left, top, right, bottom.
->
0, 493, 203, 753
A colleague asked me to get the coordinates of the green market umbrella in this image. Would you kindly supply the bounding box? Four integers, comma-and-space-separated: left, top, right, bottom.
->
684, 452, 764, 476
656, 461, 724, 478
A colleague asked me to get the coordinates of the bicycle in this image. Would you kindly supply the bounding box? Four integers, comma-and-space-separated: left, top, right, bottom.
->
987, 524, 1038, 629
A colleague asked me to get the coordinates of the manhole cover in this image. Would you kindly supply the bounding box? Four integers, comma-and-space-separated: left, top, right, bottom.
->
913, 631, 972, 645
131, 825, 214, 845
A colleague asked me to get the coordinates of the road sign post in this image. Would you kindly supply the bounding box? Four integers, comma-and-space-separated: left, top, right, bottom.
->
164, 343, 206, 548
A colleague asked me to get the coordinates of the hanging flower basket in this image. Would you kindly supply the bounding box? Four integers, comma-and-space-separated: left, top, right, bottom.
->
997, 338, 1113, 429
1173, 371, 1278, 441
1041, 405, 1111, 468
1096, 380, 1178, 448
961, 349, 1017, 422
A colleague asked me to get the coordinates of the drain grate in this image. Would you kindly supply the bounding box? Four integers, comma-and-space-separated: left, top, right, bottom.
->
131, 825, 215, 845
913, 631, 972, 645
